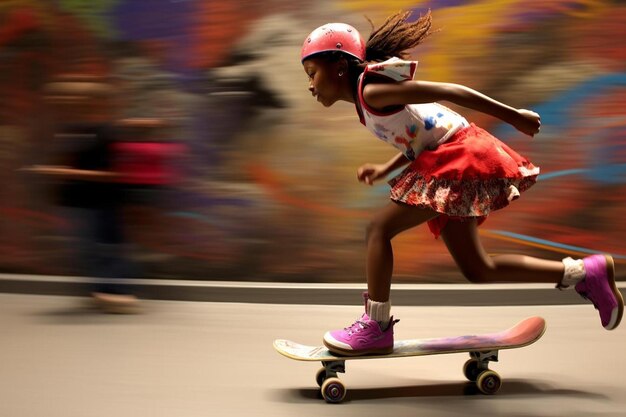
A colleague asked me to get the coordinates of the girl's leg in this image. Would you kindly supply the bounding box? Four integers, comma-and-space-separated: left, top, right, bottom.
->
439, 217, 564, 284
323, 202, 438, 355
440, 218, 623, 330
366, 202, 439, 300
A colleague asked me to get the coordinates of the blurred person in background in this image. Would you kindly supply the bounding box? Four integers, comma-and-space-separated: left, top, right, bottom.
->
301, 10, 623, 356
112, 116, 186, 272
22, 75, 139, 314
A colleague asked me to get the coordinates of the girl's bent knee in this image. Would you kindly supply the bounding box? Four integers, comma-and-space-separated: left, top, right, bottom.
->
366, 218, 390, 241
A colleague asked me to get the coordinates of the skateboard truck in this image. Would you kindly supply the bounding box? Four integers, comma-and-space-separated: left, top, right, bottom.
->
321, 360, 345, 377
470, 350, 498, 362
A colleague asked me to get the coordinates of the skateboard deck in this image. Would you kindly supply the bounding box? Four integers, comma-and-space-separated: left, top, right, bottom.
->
274, 316, 546, 403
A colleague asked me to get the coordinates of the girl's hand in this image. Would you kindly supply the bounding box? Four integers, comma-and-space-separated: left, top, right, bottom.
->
357, 163, 388, 185
513, 109, 541, 137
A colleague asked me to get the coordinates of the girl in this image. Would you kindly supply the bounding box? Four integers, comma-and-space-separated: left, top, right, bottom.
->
301, 10, 623, 356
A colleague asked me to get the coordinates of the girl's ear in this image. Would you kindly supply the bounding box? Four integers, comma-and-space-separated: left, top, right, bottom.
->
337, 57, 349, 76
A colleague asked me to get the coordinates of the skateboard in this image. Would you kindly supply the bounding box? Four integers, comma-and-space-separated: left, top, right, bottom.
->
274, 316, 546, 403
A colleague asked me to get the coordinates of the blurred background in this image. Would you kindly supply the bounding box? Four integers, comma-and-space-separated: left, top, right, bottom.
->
0, 0, 624, 284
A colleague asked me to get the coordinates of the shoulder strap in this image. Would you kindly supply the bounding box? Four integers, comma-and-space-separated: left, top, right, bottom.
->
365, 57, 418, 81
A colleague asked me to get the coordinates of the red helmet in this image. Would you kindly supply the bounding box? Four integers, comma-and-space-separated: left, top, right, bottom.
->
301, 23, 366, 63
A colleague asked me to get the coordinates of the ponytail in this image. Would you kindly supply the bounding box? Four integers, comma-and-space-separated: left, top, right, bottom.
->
365, 10, 434, 62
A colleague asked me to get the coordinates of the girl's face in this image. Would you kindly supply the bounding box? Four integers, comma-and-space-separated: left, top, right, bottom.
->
303, 57, 347, 107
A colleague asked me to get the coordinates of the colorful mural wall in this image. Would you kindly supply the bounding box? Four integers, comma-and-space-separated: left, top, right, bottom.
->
1, 0, 624, 282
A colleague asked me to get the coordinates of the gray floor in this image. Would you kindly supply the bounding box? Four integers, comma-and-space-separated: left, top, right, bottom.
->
1, 293, 624, 417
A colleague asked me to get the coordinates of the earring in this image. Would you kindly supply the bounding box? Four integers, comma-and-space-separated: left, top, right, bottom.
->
338, 71, 344, 77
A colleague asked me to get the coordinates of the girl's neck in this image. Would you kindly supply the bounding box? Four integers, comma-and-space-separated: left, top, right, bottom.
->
344, 63, 366, 104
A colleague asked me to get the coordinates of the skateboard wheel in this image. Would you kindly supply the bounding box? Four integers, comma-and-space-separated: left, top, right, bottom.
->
316, 367, 327, 387
477, 370, 501, 395
321, 377, 346, 403
462, 359, 482, 382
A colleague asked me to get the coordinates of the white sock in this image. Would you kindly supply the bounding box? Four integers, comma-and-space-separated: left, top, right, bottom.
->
367, 299, 391, 329
560, 257, 586, 288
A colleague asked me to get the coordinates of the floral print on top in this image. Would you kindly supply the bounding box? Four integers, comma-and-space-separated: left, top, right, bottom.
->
356, 57, 469, 161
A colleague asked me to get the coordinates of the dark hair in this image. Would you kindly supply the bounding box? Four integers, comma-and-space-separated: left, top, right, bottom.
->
365, 10, 434, 62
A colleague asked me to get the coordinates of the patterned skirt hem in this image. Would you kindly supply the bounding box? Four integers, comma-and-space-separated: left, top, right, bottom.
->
388, 167, 539, 218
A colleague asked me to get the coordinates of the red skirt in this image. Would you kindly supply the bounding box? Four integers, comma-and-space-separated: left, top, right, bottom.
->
388, 123, 539, 238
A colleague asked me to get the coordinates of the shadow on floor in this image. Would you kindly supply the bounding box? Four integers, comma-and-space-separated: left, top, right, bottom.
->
273, 379, 607, 404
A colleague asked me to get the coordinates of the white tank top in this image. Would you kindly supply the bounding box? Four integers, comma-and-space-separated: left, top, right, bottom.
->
356, 58, 469, 160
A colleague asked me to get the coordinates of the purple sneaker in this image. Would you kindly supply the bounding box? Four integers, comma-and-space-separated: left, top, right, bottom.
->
575, 254, 624, 330
323, 313, 398, 356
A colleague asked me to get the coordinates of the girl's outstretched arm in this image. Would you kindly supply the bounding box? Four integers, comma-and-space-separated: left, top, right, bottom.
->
363, 81, 541, 136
